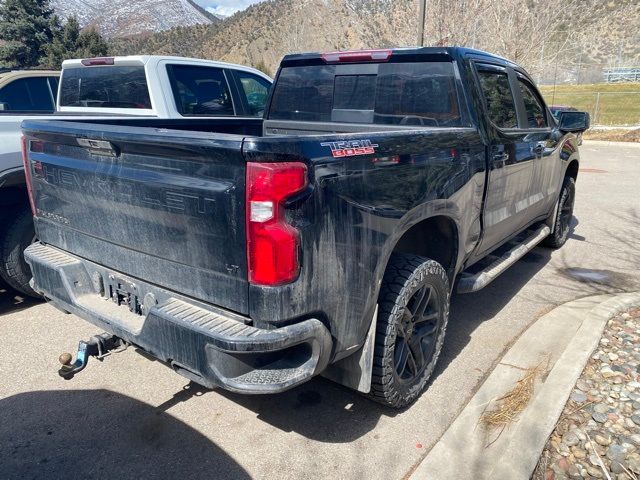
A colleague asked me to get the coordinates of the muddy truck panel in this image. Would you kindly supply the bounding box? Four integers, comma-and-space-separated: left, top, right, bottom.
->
21, 47, 587, 401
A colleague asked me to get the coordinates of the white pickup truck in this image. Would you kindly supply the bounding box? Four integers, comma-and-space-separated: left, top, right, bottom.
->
0, 56, 272, 296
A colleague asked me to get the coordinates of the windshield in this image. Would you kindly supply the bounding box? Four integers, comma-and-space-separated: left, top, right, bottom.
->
268, 61, 466, 127
59, 66, 151, 109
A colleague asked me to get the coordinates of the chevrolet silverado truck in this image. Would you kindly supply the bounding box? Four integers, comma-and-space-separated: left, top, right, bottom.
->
21, 47, 589, 408
0, 56, 271, 296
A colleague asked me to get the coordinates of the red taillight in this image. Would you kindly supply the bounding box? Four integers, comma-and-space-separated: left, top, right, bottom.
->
21, 136, 37, 216
246, 162, 307, 286
321, 49, 392, 64
81, 57, 115, 66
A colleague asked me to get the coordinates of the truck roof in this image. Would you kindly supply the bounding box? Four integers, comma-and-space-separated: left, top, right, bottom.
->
0, 69, 59, 88
280, 46, 518, 69
61, 55, 270, 80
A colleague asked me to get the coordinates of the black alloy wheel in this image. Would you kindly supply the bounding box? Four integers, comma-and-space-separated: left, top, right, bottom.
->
394, 283, 442, 383
369, 254, 450, 408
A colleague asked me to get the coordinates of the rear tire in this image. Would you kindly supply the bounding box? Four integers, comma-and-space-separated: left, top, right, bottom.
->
0, 207, 39, 297
369, 253, 450, 409
543, 176, 576, 249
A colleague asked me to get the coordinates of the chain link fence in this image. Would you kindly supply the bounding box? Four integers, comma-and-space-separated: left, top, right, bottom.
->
536, 62, 640, 86
533, 60, 640, 127
538, 90, 640, 127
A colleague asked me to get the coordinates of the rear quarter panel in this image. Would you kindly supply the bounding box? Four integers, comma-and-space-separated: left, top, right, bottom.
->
244, 128, 486, 358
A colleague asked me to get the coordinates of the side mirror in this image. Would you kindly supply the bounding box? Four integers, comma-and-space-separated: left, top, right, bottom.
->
0, 102, 8, 111
558, 111, 590, 133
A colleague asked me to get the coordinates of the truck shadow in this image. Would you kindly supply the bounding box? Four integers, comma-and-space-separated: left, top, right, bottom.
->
0, 389, 250, 480
433, 245, 553, 382
0, 281, 42, 316
213, 243, 555, 442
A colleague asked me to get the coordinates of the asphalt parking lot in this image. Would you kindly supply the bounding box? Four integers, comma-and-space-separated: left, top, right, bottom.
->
1, 142, 638, 480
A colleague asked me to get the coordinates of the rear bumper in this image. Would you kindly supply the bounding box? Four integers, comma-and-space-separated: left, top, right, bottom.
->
25, 243, 332, 393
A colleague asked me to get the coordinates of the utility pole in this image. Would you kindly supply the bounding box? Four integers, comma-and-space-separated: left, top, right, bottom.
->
417, 0, 426, 46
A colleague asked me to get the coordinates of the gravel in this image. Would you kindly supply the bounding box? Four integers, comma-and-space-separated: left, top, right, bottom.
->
534, 307, 640, 480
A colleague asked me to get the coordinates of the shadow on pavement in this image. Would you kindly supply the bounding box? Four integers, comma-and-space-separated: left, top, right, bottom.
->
434, 245, 553, 381
0, 281, 42, 316
531, 208, 640, 303
216, 242, 555, 441
218, 375, 393, 443
0, 388, 250, 480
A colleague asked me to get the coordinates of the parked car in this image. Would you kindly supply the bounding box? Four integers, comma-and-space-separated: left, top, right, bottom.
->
0, 69, 60, 295
550, 105, 583, 144
22, 47, 589, 408
0, 56, 271, 296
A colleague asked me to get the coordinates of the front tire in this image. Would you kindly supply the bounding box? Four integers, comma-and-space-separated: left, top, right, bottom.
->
369, 254, 450, 408
544, 176, 576, 249
0, 207, 39, 297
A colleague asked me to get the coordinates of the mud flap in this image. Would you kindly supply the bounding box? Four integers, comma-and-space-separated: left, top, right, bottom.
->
321, 305, 378, 393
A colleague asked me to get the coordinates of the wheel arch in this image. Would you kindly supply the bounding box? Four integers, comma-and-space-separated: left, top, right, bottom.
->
565, 159, 579, 182
388, 215, 460, 282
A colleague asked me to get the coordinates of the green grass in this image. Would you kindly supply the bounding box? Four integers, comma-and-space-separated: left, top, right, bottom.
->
539, 83, 640, 126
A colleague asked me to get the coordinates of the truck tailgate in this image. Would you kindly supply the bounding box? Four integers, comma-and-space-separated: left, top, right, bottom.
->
22, 120, 249, 314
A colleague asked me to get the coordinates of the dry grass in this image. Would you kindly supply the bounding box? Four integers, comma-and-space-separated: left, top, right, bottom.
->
480, 364, 541, 431
583, 128, 640, 143
539, 83, 640, 126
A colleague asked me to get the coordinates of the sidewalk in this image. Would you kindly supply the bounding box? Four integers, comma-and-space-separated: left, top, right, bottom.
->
411, 292, 640, 480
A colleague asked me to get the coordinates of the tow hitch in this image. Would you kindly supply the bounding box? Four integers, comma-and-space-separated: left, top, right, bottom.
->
58, 333, 126, 380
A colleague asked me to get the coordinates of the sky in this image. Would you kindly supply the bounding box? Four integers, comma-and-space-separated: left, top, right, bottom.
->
195, 0, 265, 17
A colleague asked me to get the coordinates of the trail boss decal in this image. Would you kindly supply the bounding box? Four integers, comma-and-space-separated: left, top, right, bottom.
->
321, 140, 379, 158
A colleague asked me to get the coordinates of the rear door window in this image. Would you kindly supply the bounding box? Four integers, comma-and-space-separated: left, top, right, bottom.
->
477, 69, 518, 129
270, 65, 334, 122
518, 78, 548, 128
0, 77, 55, 111
60, 66, 151, 109
235, 71, 271, 116
167, 64, 234, 116
269, 62, 466, 127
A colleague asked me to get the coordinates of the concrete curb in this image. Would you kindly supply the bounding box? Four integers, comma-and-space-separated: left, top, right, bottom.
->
410, 291, 640, 480
582, 140, 640, 147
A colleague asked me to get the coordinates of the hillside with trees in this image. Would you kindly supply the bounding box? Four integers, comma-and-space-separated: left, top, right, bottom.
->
0, 0, 108, 69
111, 0, 640, 81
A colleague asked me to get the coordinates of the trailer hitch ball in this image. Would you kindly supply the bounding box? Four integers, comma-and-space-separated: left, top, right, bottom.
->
57, 333, 125, 380
59, 352, 73, 366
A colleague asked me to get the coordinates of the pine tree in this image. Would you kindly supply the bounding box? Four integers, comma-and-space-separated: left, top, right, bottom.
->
0, 0, 59, 68
75, 27, 108, 59
41, 16, 108, 68
43, 15, 80, 68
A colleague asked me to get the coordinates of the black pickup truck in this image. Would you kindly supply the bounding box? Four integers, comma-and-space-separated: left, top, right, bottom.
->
21, 47, 589, 408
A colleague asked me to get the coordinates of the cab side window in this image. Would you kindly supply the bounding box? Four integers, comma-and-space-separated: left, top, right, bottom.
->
477, 69, 518, 129
518, 79, 547, 128
0, 77, 55, 112
235, 71, 271, 117
167, 64, 234, 116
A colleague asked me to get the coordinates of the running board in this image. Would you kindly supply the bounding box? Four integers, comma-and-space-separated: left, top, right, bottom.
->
457, 225, 550, 294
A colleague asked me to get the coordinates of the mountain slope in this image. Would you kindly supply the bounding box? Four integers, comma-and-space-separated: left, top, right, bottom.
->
52, 0, 218, 38
110, 0, 640, 78
111, 0, 416, 72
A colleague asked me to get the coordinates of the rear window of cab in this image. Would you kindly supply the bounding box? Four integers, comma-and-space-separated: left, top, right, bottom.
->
59, 66, 151, 109
268, 62, 467, 127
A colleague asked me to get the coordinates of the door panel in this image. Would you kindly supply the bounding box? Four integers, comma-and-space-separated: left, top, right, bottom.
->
475, 65, 537, 254
516, 76, 561, 220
